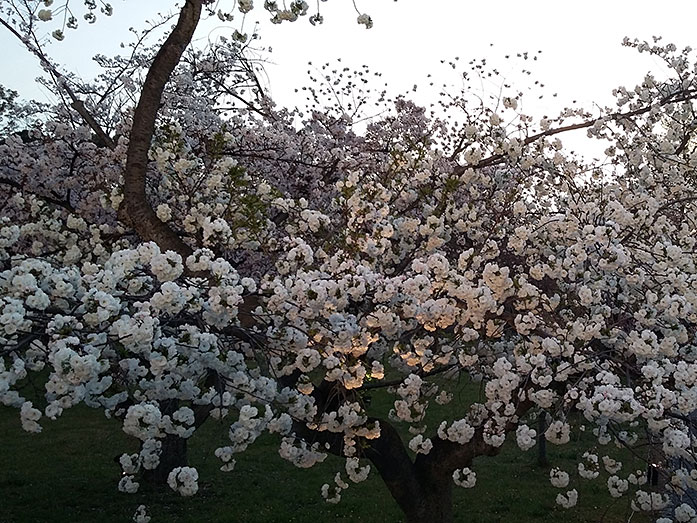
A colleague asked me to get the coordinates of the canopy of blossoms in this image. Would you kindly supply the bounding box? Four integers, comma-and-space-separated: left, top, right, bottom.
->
2, 3, 697, 523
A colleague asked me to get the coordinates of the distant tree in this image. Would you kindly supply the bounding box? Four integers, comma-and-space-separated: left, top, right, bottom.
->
3, 3, 697, 523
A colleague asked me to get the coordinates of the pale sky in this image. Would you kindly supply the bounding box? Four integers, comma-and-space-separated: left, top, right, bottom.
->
2, 0, 696, 152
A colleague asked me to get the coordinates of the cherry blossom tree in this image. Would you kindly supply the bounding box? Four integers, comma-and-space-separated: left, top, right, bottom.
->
3, 2, 697, 523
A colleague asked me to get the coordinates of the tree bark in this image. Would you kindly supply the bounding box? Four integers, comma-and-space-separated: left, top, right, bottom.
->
120, 0, 204, 257
403, 471, 454, 523
362, 392, 534, 522
142, 434, 188, 486
537, 413, 549, 467
362, 420, 460, 523
116, 2, 205, 486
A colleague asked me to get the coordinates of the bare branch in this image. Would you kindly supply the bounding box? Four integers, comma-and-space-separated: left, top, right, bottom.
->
0, 15, 116, 149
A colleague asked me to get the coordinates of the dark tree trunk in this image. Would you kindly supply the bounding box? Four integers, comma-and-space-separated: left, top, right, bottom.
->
362, 395, 535, 523
364, 421, 456, 523
402, 473, 454, 523
537, 414, 549, 467
142, 434, 188, 486
120, 0, 203, 257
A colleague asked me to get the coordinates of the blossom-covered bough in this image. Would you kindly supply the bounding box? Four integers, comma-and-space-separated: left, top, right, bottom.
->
3, 2, 697, 523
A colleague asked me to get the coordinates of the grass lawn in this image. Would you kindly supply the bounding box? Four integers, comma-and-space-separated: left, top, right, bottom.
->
0, 402, 654, 523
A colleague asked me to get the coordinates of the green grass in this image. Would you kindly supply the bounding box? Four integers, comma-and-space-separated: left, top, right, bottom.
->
0, 402, 654, 523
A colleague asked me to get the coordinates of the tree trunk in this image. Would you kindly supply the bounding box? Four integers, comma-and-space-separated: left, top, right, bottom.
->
361, 394, 535, 523
537, 413, 549, 467
401, 473, 454, 523
142, 434, 188, 486
120, 0, 203, 257
364, 420, 456, 523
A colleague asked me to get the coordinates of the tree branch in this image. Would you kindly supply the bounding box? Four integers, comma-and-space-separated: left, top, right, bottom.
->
0, 177, 75, 211
0, 15, 115, 149
453, 88, 697, 175
119, 0, 204, 258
